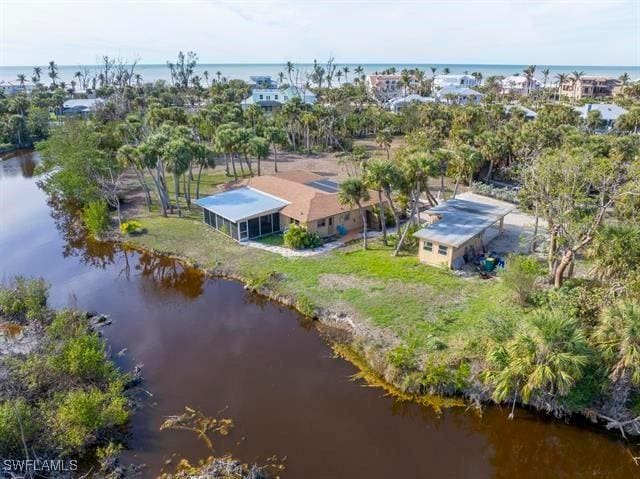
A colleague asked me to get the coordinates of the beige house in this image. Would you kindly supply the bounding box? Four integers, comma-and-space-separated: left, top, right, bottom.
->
413, 194, 513, 269
196, 170, 381, 241
366, 74, 418, 101
559, 76, 621, 100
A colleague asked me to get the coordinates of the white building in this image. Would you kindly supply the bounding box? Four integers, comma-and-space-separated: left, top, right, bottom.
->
501, 75, 541, 95
433, 74, 478, 90
574, 103, 628, 129
366, 74, 418, 101
241, 86, 316, 112
0, 81, 36, 96
436, 86, 483, 105
388, 94, 434, 112
62, 98, 104, 116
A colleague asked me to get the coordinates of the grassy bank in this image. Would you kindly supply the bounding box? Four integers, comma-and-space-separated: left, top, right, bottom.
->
125, 213, 526, 393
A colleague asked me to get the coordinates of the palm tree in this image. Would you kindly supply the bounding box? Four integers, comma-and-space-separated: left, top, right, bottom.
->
134, 73, 143, 87
338, 178, 370, 250
48, 60, 59, 87
571, 70, 585, 104
32, 66, 42, 83
555, 73, 567, 101
364, 158, 398, 244
203, 70, 209, 87
619, 72, 630, 85
354, 65, 364, 81
430, 67, 437, 79
277, 71, 285, 86
342, 65, 350, 83
522, 65, 536, 95
16, 74, 27, 89
336, 70, 343, 84
443, 67, 450, 75
216, 70, 222, 83
594, 301, 640, 409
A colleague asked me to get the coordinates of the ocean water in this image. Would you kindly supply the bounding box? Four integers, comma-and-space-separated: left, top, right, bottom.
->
1, 63, 638, 85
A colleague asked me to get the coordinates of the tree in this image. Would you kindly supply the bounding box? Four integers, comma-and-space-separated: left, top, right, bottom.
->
364, 158, 396, 244
484, 309, 590, 414
32, 66, 42, 84
265, 126, 287, 173
338, 178, 370, 250
555, 73, 567, 101
375, 128, 392, 160
570, 70, 585, 104
192, 143, 217, 199
447, 144, 482, 198
48, 60, 59, 88
16, 74, 27, 89
616, 107, 640, 134
248, 136, 269, 176
500, 255, 544, 305
594, 301, 640, 414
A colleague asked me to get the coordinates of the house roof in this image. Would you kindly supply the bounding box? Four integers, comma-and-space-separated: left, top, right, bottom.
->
437, 86, 483, 97
194, 187, 288, 222
414, 193, 513, 247
575, 103, 628, 121
62, 98, 103, 110
220, 170, 380, 223
505, 105, 537, 118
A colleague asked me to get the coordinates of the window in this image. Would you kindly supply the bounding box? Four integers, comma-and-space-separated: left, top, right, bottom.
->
259, 94, 263, 100
239, 221, 248, 240
343, 212, 350, 221
317, 218, 326, 227
328, 217, 333, 226
423, 241, 433, 252
290, 218, 300, 225
267, 95, 271, 100
284, 95, 288, 101
438, 244, 448, 256
275, 94, 278, 100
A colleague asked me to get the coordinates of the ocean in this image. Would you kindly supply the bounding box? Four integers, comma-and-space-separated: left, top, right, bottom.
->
1, 63, 638, 85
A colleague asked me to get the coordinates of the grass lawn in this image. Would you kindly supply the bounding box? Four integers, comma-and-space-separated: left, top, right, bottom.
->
126, 213, 528, 367
255, 233, 285, 247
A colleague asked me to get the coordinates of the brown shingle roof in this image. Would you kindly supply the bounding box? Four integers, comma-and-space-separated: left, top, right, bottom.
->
222, 170, 380, 223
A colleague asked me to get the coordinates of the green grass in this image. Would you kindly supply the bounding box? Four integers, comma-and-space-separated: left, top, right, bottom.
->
255, 233, 285, 247
126, 213, 528, 366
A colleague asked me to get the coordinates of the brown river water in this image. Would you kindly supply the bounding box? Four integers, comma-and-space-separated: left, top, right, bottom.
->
0, 150, 638, 478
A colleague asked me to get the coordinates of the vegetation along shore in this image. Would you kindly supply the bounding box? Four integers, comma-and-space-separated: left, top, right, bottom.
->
11, 52, 640, 441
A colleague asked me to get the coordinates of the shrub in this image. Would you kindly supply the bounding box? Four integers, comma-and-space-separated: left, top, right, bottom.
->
51, 333, 116, 383
500, 255, 544, 305
82, 200, 110, 237
0, 399, 39, 453
50, 386, 129, 451
471, 182, 519, 203
119, 219, 142, 235
0, 276, 49, 323
388, 224, 421, 253
283, 224, 322, 250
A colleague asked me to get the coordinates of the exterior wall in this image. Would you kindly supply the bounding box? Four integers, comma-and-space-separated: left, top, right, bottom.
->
418, 239, 454, 268
560, 78, 619, 99
284, 208, 366, 237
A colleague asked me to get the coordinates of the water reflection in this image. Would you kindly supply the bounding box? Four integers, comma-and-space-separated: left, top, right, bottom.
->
0, 149, 37, 178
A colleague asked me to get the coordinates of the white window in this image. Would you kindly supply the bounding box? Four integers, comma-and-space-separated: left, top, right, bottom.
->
317, 218, 326, 227
438, 244, 448, 256
423, 241, 433, 252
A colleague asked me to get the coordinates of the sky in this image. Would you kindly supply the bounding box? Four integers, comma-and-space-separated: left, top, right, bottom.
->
1, 0, 638, 66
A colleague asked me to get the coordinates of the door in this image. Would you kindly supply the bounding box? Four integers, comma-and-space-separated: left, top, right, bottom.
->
327, 216, 334, 235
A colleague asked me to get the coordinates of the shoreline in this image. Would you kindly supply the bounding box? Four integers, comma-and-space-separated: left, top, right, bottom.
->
115, 234, 637, 440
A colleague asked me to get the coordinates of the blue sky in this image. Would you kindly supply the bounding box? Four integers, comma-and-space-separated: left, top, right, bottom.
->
1, 0, 638, 66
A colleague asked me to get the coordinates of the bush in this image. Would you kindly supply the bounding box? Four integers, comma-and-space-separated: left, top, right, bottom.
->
0, 276, 49, 323
82, 200, 110, 237
471, 182, 519, 203
500, 255, 544, 305
283, 224, 322, 250
388, 224, 421, 253
50, 386, 129, 450
51, 333, 116, 383
0, 399, 39, 453
119, 219, 142, 235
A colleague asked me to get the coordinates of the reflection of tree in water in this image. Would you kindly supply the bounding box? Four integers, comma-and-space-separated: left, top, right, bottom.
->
136, 252, 204, 299
46, 192, 119, 268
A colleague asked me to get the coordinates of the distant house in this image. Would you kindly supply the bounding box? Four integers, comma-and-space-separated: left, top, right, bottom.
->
433, 74, 478, 90
388, 94, 434, 112
366, 74, 418, 101
436, 86, 483, 105
501, 75, 541, 95
574, 103, 628, 129
195, 170, 382, 241
62, 98, 104, 116
414, 193, 513, 269
249, 75, 278, 88
504, 104, 537, 120
241, 86, 316, 112
0, 81, 35, 96
559, 76, 620, 100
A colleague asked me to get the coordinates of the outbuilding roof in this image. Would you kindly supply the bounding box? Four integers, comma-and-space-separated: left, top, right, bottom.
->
413, 193, 513, 247
194, 187, 288, 222
575, 103, 628, 122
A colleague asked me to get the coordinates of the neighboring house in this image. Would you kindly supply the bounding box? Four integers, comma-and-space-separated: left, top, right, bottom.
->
0, 81, 35, 96
388, 94, 435, 112
500, 75, 541, 95
249, 75, 278, 88
366, 74, 417, 101
195, 170, 382, 241
574, 103, 628, 129
436, 86, 483, 105
504, 104, 537, 120
433, 74, 478, 90
414, 193, 513, 269
241, 86, 316, 112
559, 76, 620, 100
62, 98, 104, 116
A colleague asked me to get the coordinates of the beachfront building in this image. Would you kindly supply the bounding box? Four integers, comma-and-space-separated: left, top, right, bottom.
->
504, 104, 537, 120
241, 86, 316, 112
559, 76, 621, 100
62, 98, 104, 116
575, 103, 628, 130
0, 81, 36, 96
195, 170, 381, 241
249, 75, 278, 88
433, 74, 478, 90
500, 75, 541, 95
388, 94, 434, 112
414, 194, 513, 269
366, 74, 418, 101
436, 86, 483, 105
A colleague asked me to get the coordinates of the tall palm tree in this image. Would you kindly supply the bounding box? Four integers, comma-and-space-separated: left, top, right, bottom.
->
338, 178, 370, 250
619, 72, 630, 85
32, 66, 42, 84
216, 71, 222, 83
16, 74, 27, 89
336, 70, 343, 84
354, 65, 364, 81
555, 73, 567, 101
571, 70, 585, 104
364, 158, 398, 244
430, 67, 437, 79
522, 65, 536, 95
342, 65, 350, 83
443, 67, 450, 75
48, 60, 59, 87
